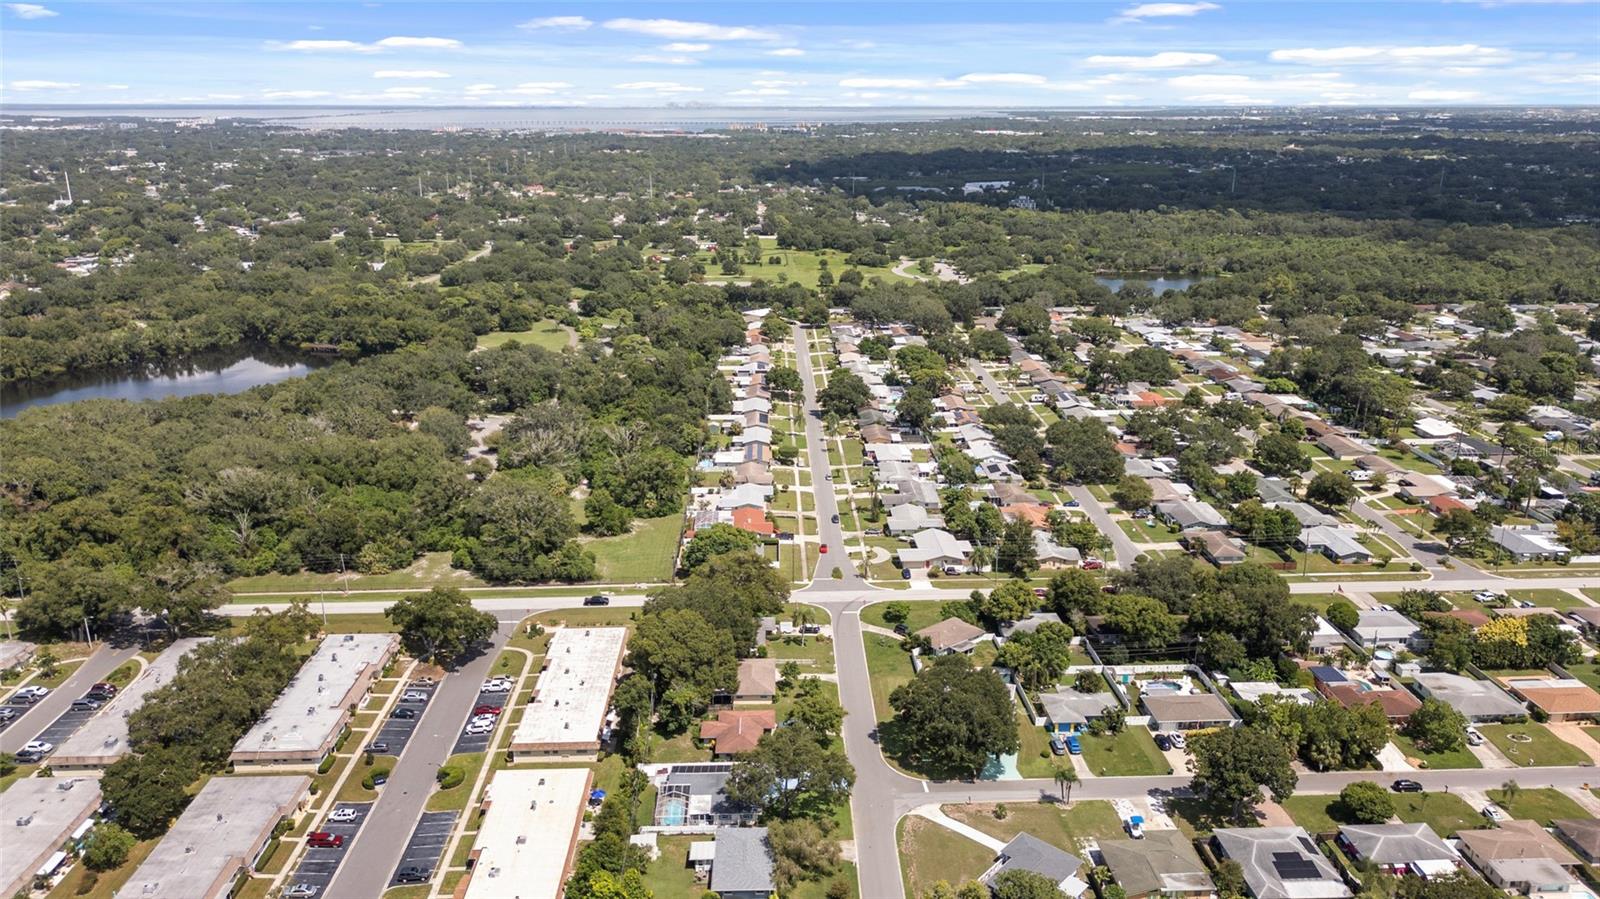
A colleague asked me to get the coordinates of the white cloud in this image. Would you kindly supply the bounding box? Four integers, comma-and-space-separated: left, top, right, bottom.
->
464, 83, 497, 94
1408, 89, 1482, 100
663, 42, 710, 52
603, 18, 778, 41
614, 80, 703, 93
629, 55, 699, 65
374, 69, 451, 79
729, 87, 791, 96
5, 3, 57, 18
753, 78, 806, 87
1084, 51, 1221, 68
958, 72, 1049, 85
509, 81, 572, 95
1115, 2, 1220, 21
838, 76, 966, 89
520, 15, 592, 30
373, 36, 460, 49
104, 83, 130, 90
1184, 93, 1270, 104
279, 39, 379, 53
1167, 74, 1253, 88
767, 48, 805, 57
9, 79, 77, 90
1536, 72, 1600, 84
264, 89, 332, 99
1270, 44, 1508, 65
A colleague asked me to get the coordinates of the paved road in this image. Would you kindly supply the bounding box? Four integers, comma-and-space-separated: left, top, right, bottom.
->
325, 622, 512, 899
1065, 484, 1140, 570
0, 643, 139, 754
1350, 498, 1447, 570
794, 322, 865, 589
288, 802, 372, 896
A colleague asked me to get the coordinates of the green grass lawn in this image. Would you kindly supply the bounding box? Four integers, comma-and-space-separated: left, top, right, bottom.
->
767, 635, 837, 674
861, 600, 948, 634
1507, 589, 1588, 610
475, 320, 572, 351
1487, 787, 1591, 825
1080, 728, 1173, 777
1280, 794, 1349, 835
863, 634, 915, 721
583, 515, 682, 582
426, 751, 486, 812
1391, 733, 1482, 770
898, 814, 997, 899
1015, 707, 1059, 778
1478, 722, 1591, 768
1392, 792, 1484, 837
697, 241, 916, 291
45, 836, 161, 899
530, 607, 637, 628
1294, 593, 1346, 614
643, 835, 707, 897
943, 800, 1125, 853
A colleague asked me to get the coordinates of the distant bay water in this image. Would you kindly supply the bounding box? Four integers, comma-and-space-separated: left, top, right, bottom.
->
3, 105, 1008, 131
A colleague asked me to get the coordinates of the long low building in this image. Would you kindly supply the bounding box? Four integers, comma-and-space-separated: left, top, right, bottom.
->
0, 640, 37, 672
115, 775, 309, 899
230, 633, 397, 768
511, 627, 627, 761
1, 778, 102, 898
53, 637, 211, 769
460, 768, 593, 899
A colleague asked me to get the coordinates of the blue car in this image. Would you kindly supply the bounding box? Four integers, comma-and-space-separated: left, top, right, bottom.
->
1065, 735, 1082, 755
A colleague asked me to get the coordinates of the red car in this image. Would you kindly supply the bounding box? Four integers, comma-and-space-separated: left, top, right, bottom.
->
818, 544, 829, 554
1081, 559, 1104, 571
307, 832, 345, 849
473, 705, 502, 716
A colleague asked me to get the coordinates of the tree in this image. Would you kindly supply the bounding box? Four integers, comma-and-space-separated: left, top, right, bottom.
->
82, 822, 137, 871
1191, 725, 1297, 821
1325, 598, 1360, 631
583, 488, 633, 537
992, 870, 1068, 899
680, 523, 760, 571
1404, 698, 1468, 753
1296, 700, 1390, 771
818, 370, 871, 418
1394, 871, 1506, 899
582, 870, 653, 899
1046, 568, 1103, 622
997, 622, 1075, 690
888, 655, 1020, 779
385, 587, 498, 665
976, 581, 1036, 627
790, 686, 845, 738
768, 365, 804, 400
726, 725, 855, 819
882, 602, 912, 625
1053, 760, 1080, 805
767, 818, 842, 889
1305, 471, 1359, 508
1252, 432, 1310, 478
996, 520, 1038, 576
100, 745, 199, 839
1435, 507, 1487, 551
1112, 476, 1154, 513
1045, 417, 1123, 484
1104, 594, 1180, 648
625, 608, 737, 717
1337, 781, 1395, 824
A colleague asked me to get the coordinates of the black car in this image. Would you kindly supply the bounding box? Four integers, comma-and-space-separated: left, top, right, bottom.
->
892, 623, 909, 636
391, 707, 418, 719
1153, 732, 1173, 751
830, 513, 840, 524
395, 866, 430, 884
1391, 779, 1424, 793
583, 594, 610, 606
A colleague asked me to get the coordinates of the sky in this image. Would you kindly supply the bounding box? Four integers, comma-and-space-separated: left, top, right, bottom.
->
1, 1, 1598, 107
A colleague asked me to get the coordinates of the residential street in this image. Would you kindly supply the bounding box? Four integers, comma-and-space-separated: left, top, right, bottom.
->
794, 322, 866, 588
0, 642, 139, 754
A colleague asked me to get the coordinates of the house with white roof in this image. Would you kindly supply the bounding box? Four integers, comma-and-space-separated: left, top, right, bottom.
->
1297, 525, 1373, 563
898, 529, 973, 570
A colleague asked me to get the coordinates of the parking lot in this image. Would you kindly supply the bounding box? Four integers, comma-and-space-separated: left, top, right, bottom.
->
368, 682, 436, 755
288, 802, 372, 896
16, 700, 103, 758
388, 810, 457, 886
450, 685, 509, 754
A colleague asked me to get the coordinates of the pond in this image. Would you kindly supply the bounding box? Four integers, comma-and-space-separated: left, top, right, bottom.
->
1095, 273, 1208, 294
2, 344, 335, 418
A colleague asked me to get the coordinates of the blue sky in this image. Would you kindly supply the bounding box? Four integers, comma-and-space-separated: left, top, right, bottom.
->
2, 1, 1597, 106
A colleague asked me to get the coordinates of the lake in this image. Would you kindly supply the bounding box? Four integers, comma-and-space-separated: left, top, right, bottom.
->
1095, 273, 1206, 294
1, 346, 333, 418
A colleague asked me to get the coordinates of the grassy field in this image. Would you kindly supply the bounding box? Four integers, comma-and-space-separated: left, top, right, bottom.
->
1478, 722, 1591, 768
583, 514, 682, 582
1390, 732, 1482, 770
863, 634, 916, 721
898, 814, 996, 899
944, 800, 1125, 853
861, 600, 949, 634
228, 551, 487, 595
45, 836, 160, 899
1392, 792, 1485, 837
1280, 794, 1350, 835
426, 751, 486, 811
1506, 588, 1588, 610
1079, 728, 1173, 777
697, 240, 915, 291
475, 320, 572, 351
1487, 787, 1591, 825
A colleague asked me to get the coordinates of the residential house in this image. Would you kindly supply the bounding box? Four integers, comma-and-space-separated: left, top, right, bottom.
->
892, 478, 942, 509
1554, 819, 1600, 865
1313, 668, 1421, 724
708, 827, 777, 899
699, 710, 777, 758
1308, 617, 1347, 653
716, 484, 773, 510
999, 612, 1066, 640
899, 529, 974, 571
1349, 610, 1420, 650
1298, 526, 1373, 564
1497, 675, 1600, 722
1455, 821, 1582, 895
1003, 503, 1052, 530
1412, 672, 1526, 722
980, 834, 1089, 898
915, 618, 989, 655
1033, 532, 1083, 570
1187, 530, 1247, 566
1257, 478, 1298, 505
1211, 827, 1352, 899
860, 423, 893, 445
1141, 693, 1237, 732
730, 507, 776, 537
1396, 473, 1458, 502
1037, 690, 1119, 734
869, 443, 913, 464
732, 461, 773, 486
1428, 495, 1470, 517
1355, 454, 1404, 476
1413, 417, 1460, 439
1100, 830, 1215, 899
734, 659, 776, 703
1231, 681, 1317, 706
1490, 525, 1571, 562
1270, 502, 1339, 529
1154, 500, 1228, 531
1317, 434, 1370, 460
887, 504, 945, 535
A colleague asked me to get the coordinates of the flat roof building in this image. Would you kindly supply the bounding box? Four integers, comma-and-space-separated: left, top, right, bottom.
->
53, 638, 211, 769
511, 627, 627, 760
0, 640, 37, 672
1412, 672, 1526, 722
230, 633, 397, 768
0, 778, 102, 898
115, 775, 308, 899
461, 769, 592, 899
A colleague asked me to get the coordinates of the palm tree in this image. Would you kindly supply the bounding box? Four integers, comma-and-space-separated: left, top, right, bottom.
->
791, 605, 815, 630
1500, 779, 1521, 808
1054, 760, 1080, 805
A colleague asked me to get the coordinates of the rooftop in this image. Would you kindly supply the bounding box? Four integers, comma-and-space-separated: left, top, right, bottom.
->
1213, 827, 1351, 899
0, 778, 102, 898
1100, 830, 1214, 897
1141, 692, 1235, 724
1497, 675, 1600, 716
736, 658, 777, 697
700, 709, 777, 755
54, 638, 210, 767
1338, 822, 1457, 865
915, 617, 987, 652
1412, 671, 1526, 719
231, 633, 396, 761
116, 776, 308, 899
1456, 819, 1580, 866
710, 827, 776, 895
463, 769, 592, 899
984, 833, 1084, 889
512, 627, 627, 753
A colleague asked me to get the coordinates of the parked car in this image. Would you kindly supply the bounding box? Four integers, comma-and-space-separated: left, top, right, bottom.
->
1065, 735, 1082, 755
1482, 803, 1508, 822
943, 565, 963, 576
1391, 779, 1424, 793
1062, 499, 1080, 508
1033, 587, 1048, 599
285, 884, 320, 898
70, 697, 102, 711
1081, 558, 1104, 571
465, 721, 494, 736
1154, 732, 1172, 751
1473, 590, 1502, 603
900, 568, 912, 580
410, 677, 436, 687
818, 544, 828, 554
327, 807, 359, 823
87, 682, 118, 697
0, 707, 17, 721
481, 679, 511, 693
1050, 735, 1067, 756
892, 623, 909, 636
583, 594, 611, 606
306, 832, 345, 849
401, 691, 429, 703
14, 685, 49, 700
1466, 727, 1485, 746
371, 772, 389, 786
472, 704, 502, 716
469, 714, 497, 727
1166, 732, 1187, 750
368, 740, 390, 754
395, 866, 430, 884
831, 514, 840, 524
390, 707, 418, 720
1125, 816, 1145, 839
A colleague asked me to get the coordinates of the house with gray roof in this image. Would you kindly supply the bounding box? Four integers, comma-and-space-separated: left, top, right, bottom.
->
709, 827, 776, 899
1141, 692, 1237, 731
1037, 689, 1119, 734
1412, 672, 1527, 722
1490, 524, 1571, 562
1154, 499, 1228, 531
1101, 830, 1215, 899
1297, 526, 1372, 564
980, 834, 1088, 897
886, 503, 944, 535
1349, 610, 1420, 650
1336, 823, 1460, 878
1269, 502, 1338, 528
1257, 478, 1297, 504
1212, 827, 1351, 899
899, 529, 973, 570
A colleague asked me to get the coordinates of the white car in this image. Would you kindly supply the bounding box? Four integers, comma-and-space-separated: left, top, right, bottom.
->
401, 691, 429, 702
22, 740, 53, 754
469, 714, 497, 727
14, 685, 49, 699
1465, 727, 1485, 746
1482, 803, 1508, 823
464, 722, 494, 736
327, 808, 359, 823
1474, 590, 1501, 603
1167, 732, 1187, 750
480, 680, 511, 693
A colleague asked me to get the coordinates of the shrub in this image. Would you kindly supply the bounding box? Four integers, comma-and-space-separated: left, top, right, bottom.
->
82, 823, 135, 871
1337, 781, 1394, 824
436, 764, 466, 790
362, 766, 392, 790
317, 754, 337, 775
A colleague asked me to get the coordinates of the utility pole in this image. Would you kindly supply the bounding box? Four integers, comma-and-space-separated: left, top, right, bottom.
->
339, 554, 349, 597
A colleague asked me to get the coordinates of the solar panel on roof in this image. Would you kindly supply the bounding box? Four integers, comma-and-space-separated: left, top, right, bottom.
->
1271, 851, 1321, 880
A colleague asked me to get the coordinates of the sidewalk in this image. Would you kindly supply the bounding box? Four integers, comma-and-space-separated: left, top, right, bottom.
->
908, 804, 1007, 852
